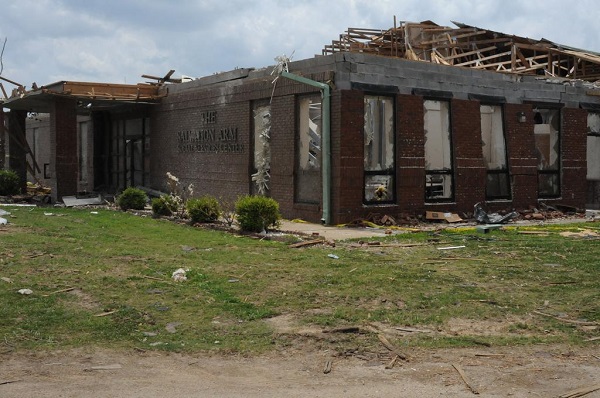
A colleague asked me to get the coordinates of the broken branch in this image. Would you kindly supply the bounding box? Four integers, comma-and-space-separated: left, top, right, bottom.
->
452, 363, 480, 395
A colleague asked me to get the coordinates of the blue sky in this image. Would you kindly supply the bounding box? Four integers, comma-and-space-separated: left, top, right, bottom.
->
1, 0, 599, 90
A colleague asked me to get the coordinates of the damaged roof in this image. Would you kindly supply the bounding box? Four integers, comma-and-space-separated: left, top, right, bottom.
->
2, 80, 164, 113
322, 20, 600, 83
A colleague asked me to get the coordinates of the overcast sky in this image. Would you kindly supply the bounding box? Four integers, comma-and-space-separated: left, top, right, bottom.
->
1, 0, 600, 90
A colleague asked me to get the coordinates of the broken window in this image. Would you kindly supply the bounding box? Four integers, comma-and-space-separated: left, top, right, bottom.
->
109, 117, 150, 191
295, 96, 322, 204
424, 100, 453, 201
534, 108, 560, 197
364, 95, 395, 203
480, 105, 510, 199
251, 102, 271, 196
78, 121, 88, 183
587, 112, 600, 207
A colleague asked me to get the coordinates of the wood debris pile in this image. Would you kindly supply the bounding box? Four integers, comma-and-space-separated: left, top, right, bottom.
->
323, 19, 600, 82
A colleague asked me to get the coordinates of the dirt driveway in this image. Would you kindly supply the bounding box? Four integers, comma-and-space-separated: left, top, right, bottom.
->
1, 344, 599, 398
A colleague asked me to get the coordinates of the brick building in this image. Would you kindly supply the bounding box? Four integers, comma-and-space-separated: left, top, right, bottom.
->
3, 21, 600, 223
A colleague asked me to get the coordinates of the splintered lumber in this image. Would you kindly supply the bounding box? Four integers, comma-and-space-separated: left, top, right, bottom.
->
288, 239, 324, 248
42, 287, 75, 297
533, 311, 599, 326
559, 384, 600, 398
385, 355, 399, 369
377, 334, 409, 361
452, 363, 480, 395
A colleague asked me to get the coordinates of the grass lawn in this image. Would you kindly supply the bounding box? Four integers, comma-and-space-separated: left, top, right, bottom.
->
1, 206, 598, 354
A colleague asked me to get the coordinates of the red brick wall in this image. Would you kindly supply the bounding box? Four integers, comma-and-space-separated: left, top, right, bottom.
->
556, 107, 587, 208
333, 90, 365, 223
397, 94, 426, 214
451, 99, 486, 213
151, 74, 327, 222
504, 103, 538, 209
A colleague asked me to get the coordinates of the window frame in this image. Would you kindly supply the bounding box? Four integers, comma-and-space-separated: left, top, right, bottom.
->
423, 98, 454, 203
363, 94, 396, 205
480, 104, 511, 200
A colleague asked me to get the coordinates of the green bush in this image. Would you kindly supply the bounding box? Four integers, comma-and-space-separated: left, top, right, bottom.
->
0, 169, 21, 196
116, 187, 148, 211
151, 195, 179, 217
186, 195, 221, 223
235, 195, 281, 232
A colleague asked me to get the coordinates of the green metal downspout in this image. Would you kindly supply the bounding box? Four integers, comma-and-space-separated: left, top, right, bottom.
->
280, 71, 331, 224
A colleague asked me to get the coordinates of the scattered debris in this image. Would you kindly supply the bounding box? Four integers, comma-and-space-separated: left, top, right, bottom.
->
0, 379, 21, 386
17, 288, 33, 295
42, 287, 75, 297
1, 277, 12, 283
559, 384, 600, 398
180, 245, 195, 252
426, 211, 463, 223
86, 364, 122, 371
323, 360, 332, 374
172, 268, 188, 281
475, 224, 503, 234
62, 195, 103, 207
559, 230, 600, 239
437, 245, 466, 250
474, 203, 517, 224
0, 217, 7, 225
288, 239, 325, 248
323, 326, 360, 334
94, 311, 116, 317
533, 310, 599, 326
452, 363, 480, 395
377, 334, 409, 361
385, 355, 399, 369
166, 322, 181, 334
327, 254, 339, 259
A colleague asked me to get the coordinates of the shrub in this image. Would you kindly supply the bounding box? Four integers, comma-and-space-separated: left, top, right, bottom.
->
116, 187, 148, 211
186, 195, 221, 223
235, 195, 281, 232
0, 169, 21, 196
151, 195, 178, 217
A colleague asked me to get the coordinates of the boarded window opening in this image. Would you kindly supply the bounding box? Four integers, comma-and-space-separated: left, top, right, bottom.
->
251, 103, 271, 196
586, 112, 600, 208
295, 96, 322, 204
364, 95, 395, 203
480, 105, 510, 199
424, 100, 453, 201
534, 108, 560, 197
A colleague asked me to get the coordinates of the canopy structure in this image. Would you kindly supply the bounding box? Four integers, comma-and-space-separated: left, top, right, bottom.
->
2, 80, 163, 113
323, 20, 600, 82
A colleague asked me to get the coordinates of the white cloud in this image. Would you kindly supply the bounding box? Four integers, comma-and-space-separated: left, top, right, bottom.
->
1, 0, 599, 87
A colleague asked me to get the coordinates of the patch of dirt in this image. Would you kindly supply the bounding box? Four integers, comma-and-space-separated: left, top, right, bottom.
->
0, 345, 598, 398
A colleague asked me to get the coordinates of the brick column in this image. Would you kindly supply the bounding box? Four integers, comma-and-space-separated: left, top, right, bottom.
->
561, 107, 587, 208
50, 97, 78, 202
504, 103, 537, 209
7, 110, 28, 191
397, 94, 426, 214
451, 98, 486, 213
334, 90, 365, 223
